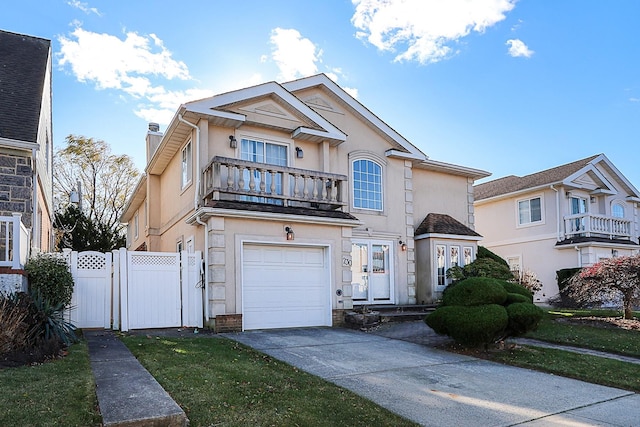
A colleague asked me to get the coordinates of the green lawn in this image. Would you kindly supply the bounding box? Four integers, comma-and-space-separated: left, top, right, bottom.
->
0, 341, 101, 427
523, 309, 640, 357
484, 308, 640, 392
121, 335, 418, 427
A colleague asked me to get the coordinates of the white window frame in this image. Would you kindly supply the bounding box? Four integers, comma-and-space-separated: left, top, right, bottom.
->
133, 211, 139, 240
181, 140, 192, 190
434, 243, 474, 291
516, 194, 544, 227
507, 255, 522, 280
612, 201, 625, 218
351, 158, 384, 212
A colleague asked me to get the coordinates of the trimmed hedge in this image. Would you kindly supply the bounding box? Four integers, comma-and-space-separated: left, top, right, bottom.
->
505, 293, 531, 305
426, 304, 508, 347
498, 280, 533, 301
442, 277, 508, 307
425, 276, 544, 347
506, 302, 544, 335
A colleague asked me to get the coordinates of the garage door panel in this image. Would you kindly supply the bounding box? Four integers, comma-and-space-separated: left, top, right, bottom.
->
243, 244, 330, 330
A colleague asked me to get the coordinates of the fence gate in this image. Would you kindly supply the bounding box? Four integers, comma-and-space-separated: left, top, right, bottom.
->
69, 251, 112, 329
67, 249, 203, 331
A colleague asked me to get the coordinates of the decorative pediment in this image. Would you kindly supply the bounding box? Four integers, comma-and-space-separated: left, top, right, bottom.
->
304, 95, 335, 111
237, 100, 301, 123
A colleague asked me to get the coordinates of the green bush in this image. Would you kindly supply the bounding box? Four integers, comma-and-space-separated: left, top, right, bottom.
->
505, 292, 530, 304
477, 246, 509, 267
506, 302, 544, 335
25, 253, 74, 308
426, 304, 508, 347
499, 280, 533, 301
442, 277, 508, 307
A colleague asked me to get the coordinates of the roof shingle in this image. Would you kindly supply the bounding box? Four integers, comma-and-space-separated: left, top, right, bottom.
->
0, 30, 51, 143
415, 213, 481, 237
474, 154, 601, 200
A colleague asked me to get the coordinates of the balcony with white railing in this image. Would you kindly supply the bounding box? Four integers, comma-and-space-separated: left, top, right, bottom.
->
563, 213, 633, 240
202, 156, 347, 211
0, 213, 30, 269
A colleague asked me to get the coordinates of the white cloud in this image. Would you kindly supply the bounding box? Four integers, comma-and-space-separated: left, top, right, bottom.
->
506, 38, 534, 58
57, 26, 201, 125
270, 28, 322, 80
57, 27, 190, 95
66, 0, 101, 16
343, 87, 359, 99
351, 0, 517, 64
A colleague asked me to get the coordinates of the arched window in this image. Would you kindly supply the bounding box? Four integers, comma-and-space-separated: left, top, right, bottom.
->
612, 203, 625, 218
352, 159, 383, 211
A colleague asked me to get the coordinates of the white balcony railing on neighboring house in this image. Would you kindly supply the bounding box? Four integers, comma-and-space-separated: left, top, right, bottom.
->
202, 156, 347, 210
564, 213, 632, 240
0, 213, 30, 269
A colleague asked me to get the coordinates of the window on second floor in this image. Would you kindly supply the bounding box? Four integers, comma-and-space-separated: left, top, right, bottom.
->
352, 159, 383, 211
133, 212, 139, 240
517, 196, 542, 225
181, 141, 192, 189
612, 203, 625, 218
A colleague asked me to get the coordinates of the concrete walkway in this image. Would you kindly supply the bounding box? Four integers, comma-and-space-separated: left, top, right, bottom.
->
225, 326, 640, 427
85, 330, 188, 427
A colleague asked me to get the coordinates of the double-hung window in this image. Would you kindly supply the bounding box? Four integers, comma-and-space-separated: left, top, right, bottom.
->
181, 141, 192, 189
352, 159, 383, 211
518, 196, 542, 225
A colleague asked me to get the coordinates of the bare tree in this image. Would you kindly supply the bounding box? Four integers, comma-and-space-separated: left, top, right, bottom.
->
567, 255, 640, 319
54, 135, 140, 231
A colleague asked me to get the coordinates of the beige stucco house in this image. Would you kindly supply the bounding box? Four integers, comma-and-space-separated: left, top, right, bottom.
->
474, 154, 640, 303
0, 30, 54, 293
121, 74, 489, 331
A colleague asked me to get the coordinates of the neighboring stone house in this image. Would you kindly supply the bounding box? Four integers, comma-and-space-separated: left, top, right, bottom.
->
121, 73, 489, 331
0, 29, 54, 292
474, 154, 640, 302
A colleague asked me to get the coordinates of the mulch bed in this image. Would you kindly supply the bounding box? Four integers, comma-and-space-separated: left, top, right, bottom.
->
0, 340, 66, 369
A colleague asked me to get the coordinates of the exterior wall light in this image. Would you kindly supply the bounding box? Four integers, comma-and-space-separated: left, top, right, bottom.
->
295, 146, 304, 158
229, 135, 237, 148
285, 226, 295, 241
399, 240, 407, 251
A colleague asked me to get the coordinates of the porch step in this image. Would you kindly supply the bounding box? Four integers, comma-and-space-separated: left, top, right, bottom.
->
344, 304, 437, 329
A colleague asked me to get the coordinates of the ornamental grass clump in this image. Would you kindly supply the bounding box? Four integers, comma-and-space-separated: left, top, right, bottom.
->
425, 277, 543, 348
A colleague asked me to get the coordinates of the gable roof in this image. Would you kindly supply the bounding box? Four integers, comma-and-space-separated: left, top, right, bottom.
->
0, 30, 50, 144
415, 213, 482, 237
474, 154, 602, 200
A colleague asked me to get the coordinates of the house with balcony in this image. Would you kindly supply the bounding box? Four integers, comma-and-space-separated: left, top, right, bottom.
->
474, 154, 640, 302
0, 30, 54, 293
120, 74, 489, 331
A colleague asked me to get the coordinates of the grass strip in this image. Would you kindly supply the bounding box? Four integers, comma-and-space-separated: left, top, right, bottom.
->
121, 335, 418, 427
524, 311, 640, 357
0, 341, 101, 426
489, 345, 640, 392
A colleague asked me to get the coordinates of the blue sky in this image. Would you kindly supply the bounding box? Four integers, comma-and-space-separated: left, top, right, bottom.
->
3, 0, 640, 187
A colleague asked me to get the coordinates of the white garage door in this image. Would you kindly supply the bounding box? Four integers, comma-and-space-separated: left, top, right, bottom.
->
242, 244, 331, 330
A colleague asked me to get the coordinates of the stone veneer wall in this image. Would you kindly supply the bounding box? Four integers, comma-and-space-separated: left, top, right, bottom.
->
404, 160, 416, 304
0, 153, 33, 228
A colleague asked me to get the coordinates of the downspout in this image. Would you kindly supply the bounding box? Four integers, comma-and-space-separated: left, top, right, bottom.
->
177, 114, 210, 322
550, 185, 560, 241
31, 148, 38, 255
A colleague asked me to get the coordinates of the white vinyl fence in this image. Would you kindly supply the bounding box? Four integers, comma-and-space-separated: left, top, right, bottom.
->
67, 249, 203, 331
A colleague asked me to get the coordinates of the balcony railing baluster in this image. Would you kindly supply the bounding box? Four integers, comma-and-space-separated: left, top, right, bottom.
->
202, 156, 347, 210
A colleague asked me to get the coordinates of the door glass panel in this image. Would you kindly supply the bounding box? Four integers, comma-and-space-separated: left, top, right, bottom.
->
571, 197, 587, 233
351, 243, 368, 301
240, 139, 286, 204
371, 244, 390, 300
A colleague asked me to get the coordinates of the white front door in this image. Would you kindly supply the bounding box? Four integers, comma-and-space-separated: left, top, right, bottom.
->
350, 240, 394, 304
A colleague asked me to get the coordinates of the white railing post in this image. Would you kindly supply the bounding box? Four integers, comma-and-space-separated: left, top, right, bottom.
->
11, 213, 21, 269
112, 249, 120, 330
118, 248, 129, 332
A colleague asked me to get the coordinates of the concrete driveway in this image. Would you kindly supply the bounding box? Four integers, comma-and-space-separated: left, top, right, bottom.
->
225, 327, 639, 427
